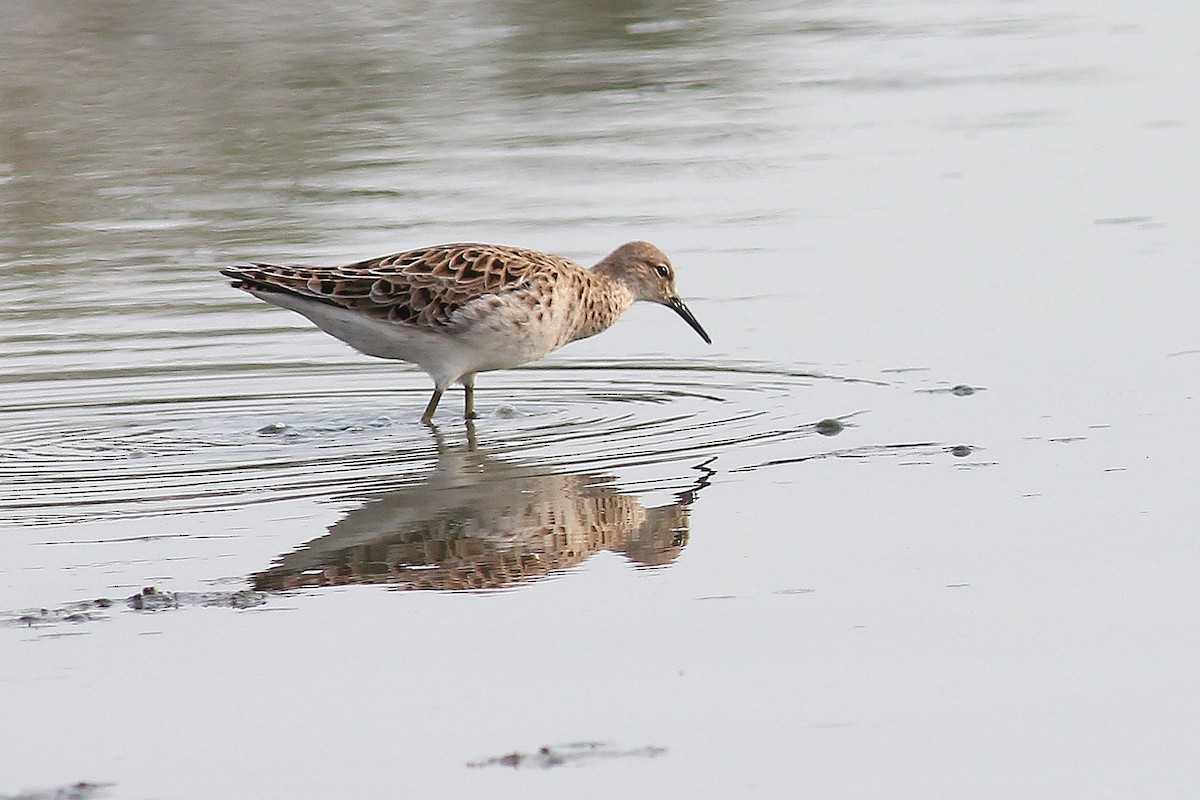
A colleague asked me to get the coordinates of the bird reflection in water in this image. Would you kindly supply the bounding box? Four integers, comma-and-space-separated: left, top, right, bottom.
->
252, 426, 715, 592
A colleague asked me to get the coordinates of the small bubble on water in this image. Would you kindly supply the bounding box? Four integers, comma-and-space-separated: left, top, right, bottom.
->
951, 385, 976, 396
950, 444, 972, 457
257, 422, 289, 435
493, 404, 520, 419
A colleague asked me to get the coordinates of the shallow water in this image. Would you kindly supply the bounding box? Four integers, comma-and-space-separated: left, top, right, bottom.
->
3, 0, 1199, 797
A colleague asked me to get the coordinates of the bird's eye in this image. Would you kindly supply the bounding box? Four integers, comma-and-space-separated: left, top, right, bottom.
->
654, 264, 670, 278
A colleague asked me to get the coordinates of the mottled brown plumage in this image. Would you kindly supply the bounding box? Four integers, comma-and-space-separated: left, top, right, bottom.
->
230, 243, 567, 327
222, 241, 710, 423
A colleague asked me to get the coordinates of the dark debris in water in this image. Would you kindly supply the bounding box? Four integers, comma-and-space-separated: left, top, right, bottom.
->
468, 741, 667, 769
2, 587, 266, 628
814, 418, 844, 437
0, 782, 112, 800
808, 411, 865, 438
915, 384, 985, 396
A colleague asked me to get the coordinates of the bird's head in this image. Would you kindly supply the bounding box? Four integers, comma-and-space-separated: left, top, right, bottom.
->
594, 241, 711, 344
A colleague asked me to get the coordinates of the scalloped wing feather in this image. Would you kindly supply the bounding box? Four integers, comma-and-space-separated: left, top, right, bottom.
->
224, 243, 578, 327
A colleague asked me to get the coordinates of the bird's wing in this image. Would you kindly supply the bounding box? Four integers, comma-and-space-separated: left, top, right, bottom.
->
222, 243, 576, 326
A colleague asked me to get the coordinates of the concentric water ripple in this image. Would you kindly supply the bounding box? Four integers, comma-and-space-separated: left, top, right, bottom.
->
0, 358, 890, 526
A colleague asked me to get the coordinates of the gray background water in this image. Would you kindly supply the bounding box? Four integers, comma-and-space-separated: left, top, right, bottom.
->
3, 0, 1198, 797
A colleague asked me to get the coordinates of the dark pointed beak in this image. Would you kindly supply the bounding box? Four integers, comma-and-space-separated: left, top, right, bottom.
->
667, 297, 711, 344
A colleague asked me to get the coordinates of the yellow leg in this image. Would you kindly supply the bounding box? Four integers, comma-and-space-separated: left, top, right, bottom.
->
421, 388, 444, 425
463, 375, 479, 420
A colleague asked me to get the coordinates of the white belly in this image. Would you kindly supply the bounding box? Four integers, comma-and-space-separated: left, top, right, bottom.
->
251, 289, 567, 388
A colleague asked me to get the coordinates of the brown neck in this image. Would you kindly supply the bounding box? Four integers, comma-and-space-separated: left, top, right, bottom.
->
565, 270, 636, 343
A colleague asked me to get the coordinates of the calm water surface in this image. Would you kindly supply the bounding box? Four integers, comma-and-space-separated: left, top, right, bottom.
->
3, 1, 1199, 798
